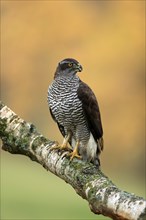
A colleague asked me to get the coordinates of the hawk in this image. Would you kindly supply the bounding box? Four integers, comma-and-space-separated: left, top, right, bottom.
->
48, 58, 103, 166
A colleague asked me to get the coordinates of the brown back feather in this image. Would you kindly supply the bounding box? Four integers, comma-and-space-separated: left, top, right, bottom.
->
77, 80, 103, 150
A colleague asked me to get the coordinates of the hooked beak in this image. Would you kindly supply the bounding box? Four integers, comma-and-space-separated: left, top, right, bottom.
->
76, 63, 83, 72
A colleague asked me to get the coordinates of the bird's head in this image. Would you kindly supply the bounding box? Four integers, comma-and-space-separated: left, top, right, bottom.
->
54, 58, 83, 79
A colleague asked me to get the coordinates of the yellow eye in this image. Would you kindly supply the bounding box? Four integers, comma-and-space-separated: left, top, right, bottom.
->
68, 63, 73, 67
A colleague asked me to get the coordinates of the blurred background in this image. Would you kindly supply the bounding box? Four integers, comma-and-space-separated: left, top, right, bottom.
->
0, 1, 145, 219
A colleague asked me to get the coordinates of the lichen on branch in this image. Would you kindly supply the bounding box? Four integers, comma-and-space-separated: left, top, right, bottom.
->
0, 101, 146, 220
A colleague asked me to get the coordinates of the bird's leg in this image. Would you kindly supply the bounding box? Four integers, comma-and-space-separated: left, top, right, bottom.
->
67, 141, 81, 161
61, 133, 72, 150
50, 133, 72, 151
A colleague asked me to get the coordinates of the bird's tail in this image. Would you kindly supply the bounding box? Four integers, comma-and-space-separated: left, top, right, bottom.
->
93, 137, 104, 167
98, 137, 104, 152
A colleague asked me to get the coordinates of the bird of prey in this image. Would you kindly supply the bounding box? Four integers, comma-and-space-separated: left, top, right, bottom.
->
48, 58, 103, 166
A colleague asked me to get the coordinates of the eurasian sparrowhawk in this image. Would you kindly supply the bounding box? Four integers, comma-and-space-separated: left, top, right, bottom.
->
48, 58, 103, 166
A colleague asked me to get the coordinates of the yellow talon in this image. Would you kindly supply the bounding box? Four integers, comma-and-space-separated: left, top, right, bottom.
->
50, 133, 72, 151
50, 142, 72, 151
67, 141, 81, 161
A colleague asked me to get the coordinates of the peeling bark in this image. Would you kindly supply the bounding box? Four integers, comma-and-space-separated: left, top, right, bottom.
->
0, 101, 146, 220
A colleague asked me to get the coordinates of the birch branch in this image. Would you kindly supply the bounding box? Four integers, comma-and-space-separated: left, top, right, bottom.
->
0, 101, 145, 220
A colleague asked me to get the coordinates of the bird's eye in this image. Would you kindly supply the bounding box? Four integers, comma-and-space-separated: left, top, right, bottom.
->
68, 63, 73, 67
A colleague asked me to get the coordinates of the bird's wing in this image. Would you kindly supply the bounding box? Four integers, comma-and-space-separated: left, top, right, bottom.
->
77, 80, 103, 145
49, 107, 56, 122
49, 108, 66, 137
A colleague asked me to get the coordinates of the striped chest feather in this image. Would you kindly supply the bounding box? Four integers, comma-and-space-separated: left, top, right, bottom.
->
48, 76, 83, 126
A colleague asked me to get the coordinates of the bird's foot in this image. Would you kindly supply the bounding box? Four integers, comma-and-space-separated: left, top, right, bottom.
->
50, 133, 72, 151
50, 142, 72, 151
67, 148, 81, 161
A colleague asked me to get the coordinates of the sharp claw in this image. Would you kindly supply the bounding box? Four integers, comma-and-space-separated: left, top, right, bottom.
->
70, 154, 81, 161
50, 138, 81, 161
50, 142, 72, 152
66, 151, 81, 161
50, 133, 72, 152
67, 140, 81, 161
49, 142, 60, 151
60, 151, 69, 159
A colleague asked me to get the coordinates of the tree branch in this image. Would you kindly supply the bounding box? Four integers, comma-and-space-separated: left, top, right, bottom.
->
0, 101, 145, 220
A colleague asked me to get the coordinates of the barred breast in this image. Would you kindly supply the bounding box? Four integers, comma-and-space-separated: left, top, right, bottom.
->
48, 75, 90, 143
